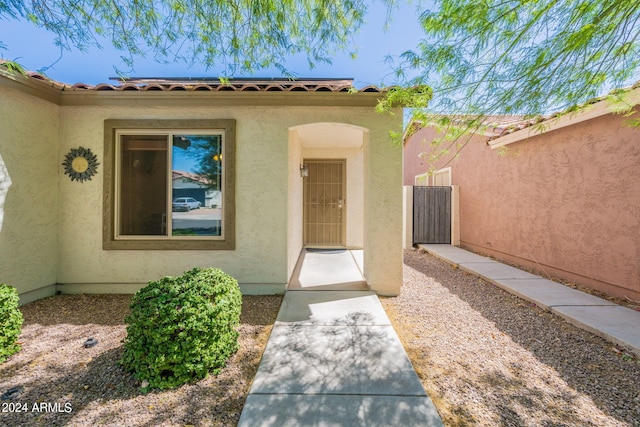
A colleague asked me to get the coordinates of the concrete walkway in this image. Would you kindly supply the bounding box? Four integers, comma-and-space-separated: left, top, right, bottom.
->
238, 290, 443, 426
419, 244, 640, 357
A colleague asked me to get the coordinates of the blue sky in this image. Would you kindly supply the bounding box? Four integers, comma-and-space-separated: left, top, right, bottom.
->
0, 2, 427, 88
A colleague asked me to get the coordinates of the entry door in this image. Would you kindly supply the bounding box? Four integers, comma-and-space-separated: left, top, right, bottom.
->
304, 160, 346, 246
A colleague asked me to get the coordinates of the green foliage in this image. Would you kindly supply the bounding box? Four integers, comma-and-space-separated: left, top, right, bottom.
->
0, 60, 26, 76
376, 85, 433, 145
121, 268, 242, 390
397, 0, 640, 116
376, 84, 433, 113
0, 0, 391, 76
0, 283, 23, 363
389, 0, 640, 171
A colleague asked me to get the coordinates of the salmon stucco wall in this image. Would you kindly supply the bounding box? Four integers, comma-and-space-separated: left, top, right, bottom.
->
403, 129, 432, 185
405, 112, 640, 301
0, 85, 60, 303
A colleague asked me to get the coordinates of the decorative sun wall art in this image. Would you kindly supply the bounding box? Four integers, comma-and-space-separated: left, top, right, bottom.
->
62, 147, 99, 182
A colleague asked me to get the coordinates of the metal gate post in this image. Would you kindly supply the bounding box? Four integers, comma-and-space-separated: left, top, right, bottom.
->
451, 185, 460, 246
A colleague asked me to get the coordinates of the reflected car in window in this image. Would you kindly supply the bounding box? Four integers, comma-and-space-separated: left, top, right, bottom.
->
172, 197, 202, 211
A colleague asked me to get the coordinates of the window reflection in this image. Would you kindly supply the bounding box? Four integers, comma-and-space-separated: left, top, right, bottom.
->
171, 134, 223, 237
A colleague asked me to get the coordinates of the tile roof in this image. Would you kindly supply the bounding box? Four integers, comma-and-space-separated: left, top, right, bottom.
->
3, 64, 384, 93
407, 80, 640, 147
172, 170, 210, 185
405, 115, 526, 139
487, 81, 640, 141
1, 61, 392, 107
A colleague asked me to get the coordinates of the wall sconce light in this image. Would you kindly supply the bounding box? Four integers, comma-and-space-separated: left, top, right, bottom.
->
300, 163, 309, 177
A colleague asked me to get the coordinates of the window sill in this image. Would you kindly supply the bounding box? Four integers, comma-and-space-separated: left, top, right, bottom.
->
103, 239, 235, 250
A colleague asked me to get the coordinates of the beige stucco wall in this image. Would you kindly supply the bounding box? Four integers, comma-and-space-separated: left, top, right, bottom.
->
55, 104, 403, 295
58, 104, 290, 294
287, 128, 304, 281
405, 112, 640, 301
0, 85, 60, 303
364, 126, 404, 295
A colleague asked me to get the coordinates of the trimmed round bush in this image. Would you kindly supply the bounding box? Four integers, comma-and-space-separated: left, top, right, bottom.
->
121, 268, 242, 390
0, 283, 23, 363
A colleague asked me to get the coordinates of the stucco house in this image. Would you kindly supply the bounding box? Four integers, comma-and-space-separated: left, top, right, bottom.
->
0, 67, 403, 304
404, 86, 640, 302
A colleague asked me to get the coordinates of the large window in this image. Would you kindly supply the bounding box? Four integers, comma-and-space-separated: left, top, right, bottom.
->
103, 120, 235, 250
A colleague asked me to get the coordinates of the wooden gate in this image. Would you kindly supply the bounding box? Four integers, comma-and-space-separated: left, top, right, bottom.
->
413, 186, 451, 244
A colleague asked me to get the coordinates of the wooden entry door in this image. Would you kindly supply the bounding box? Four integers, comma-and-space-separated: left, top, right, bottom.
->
304, 160, 346, 246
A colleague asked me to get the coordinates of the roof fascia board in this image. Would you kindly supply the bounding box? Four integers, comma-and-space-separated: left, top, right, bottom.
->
57, 90, 383, 107
489, 87, 640, 149
0, 71, 62, 104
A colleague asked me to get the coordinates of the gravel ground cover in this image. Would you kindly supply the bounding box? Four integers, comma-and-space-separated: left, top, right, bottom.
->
380, 249, 640, 427
0, 294, 282, 427
2, 252, 639, 426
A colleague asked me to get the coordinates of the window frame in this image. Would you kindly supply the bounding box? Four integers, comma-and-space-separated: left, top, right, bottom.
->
432, 166, 452, 186
103, 119, 235, 250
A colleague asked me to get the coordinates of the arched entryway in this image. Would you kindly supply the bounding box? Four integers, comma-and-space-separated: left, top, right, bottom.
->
287, 122, 367, 290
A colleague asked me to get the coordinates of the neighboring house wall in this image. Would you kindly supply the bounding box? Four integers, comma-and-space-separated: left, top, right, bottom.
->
405, 112, 640, 301
403, 131, 429, 185
0, 84, 60, 303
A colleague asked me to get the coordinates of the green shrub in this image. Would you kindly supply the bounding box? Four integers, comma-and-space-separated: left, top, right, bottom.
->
121, 268, 242, 390
0, 284, 23, 363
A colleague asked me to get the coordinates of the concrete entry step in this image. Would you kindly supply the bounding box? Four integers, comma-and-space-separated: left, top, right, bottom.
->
275, 290, 391, 325
288, 249, 368, 290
